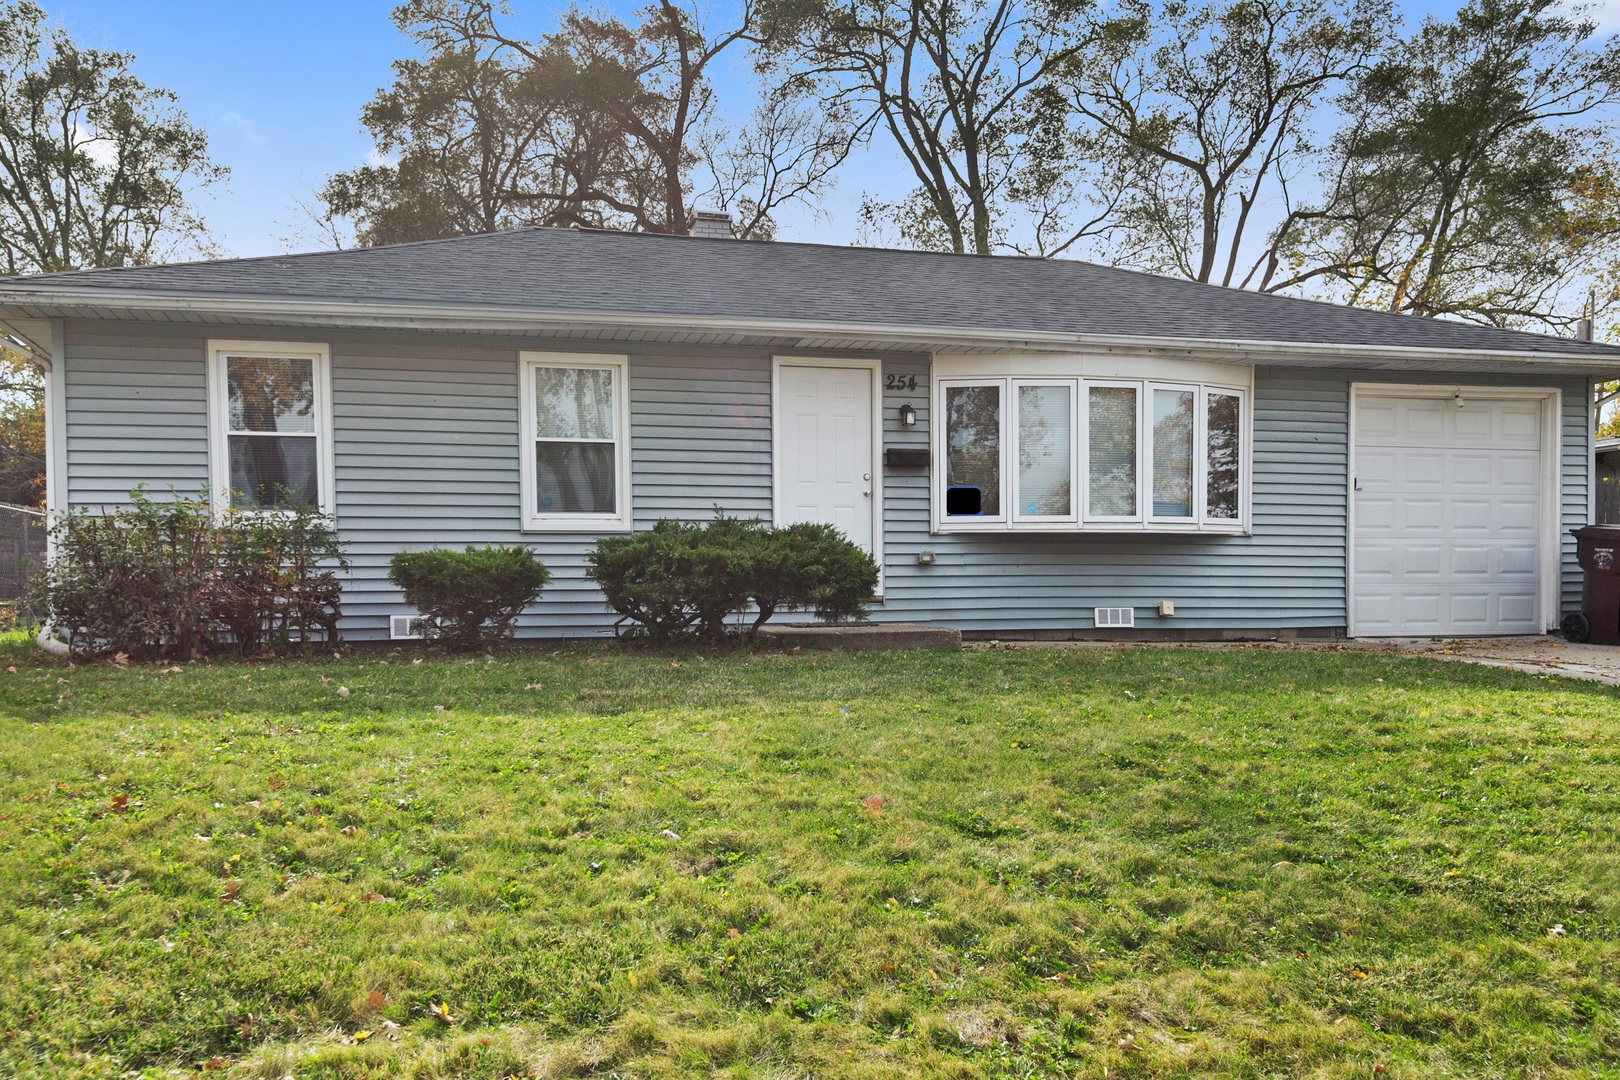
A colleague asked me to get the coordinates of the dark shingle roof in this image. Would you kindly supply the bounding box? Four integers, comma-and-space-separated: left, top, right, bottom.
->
3, 226, 1616, 357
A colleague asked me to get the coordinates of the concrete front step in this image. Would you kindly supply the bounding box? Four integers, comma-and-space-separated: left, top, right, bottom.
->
759, 622, 962, 651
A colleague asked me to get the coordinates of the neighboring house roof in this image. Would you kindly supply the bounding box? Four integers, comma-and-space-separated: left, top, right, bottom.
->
1599, 437, 1620, 453
2, 227, 1619, 370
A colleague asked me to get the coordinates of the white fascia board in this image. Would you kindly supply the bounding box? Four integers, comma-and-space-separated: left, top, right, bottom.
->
4, 286, 1620, 374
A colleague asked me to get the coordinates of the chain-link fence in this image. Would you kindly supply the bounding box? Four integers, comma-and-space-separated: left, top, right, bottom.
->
0, 502, 45, 602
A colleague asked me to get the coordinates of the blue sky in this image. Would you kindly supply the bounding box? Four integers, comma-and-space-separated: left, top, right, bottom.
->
43, 0, 1620, 258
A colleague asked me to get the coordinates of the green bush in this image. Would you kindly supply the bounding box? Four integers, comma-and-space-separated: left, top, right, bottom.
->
387, 545, 550, 650
31, 487, 345, 659
586, 515, 877, 641
750, 521, 880, 628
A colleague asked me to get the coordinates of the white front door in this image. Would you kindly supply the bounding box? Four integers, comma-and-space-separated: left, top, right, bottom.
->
1351, 391, 1548, 637
775, 362, 877, 553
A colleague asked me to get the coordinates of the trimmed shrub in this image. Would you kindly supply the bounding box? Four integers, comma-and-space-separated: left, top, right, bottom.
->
31, 487, 345, 659
586, 515, 877, 641
748, 521, 880, 631
387, 545, 550, 650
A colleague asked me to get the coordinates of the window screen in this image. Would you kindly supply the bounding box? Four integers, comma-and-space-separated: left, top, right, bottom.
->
1088, 386, 1137, 516
225, 355, 319, 509
1152, 388, 1194, 517
1206, 391, 1241, 520
945, 384, 1001, 516
1017, 384, 1072, 516
533, 365, 618, 514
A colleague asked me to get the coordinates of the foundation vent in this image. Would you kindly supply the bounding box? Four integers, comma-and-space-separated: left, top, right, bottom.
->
1094, 607, 1136, 629
390, 615, 430, 640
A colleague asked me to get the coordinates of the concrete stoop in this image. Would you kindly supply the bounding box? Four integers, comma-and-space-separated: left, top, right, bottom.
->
759, 622, 962, 651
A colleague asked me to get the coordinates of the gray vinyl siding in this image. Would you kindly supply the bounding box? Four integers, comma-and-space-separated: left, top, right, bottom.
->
58, 321, 1592, 639
62, 329, 210, 507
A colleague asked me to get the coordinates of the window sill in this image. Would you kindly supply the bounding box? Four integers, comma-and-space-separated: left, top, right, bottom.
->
933, 521, 1248, 536
521, 517, 634, 534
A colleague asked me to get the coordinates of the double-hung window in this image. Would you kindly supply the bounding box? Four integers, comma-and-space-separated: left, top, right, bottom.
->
936, 371, 1248, 533
519, 352, 631, 531
208, 341, 333, 512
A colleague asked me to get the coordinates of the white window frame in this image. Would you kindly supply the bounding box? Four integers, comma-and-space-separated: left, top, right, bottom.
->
519, 351, 632, 533
1011, 379, 1080, 524
207, 340, 335, 515
935, 378, 1010, 528
932, 372, 1250, 535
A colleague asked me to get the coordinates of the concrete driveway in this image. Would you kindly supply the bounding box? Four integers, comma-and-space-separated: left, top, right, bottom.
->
979, 634, 1620, 686
1341, 635, 1620, 686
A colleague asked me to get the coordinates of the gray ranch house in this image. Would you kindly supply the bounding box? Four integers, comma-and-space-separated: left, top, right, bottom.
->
2, 226, 1617, 641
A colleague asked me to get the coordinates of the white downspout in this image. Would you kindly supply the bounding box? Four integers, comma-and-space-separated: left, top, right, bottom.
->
35, 319, 70, 654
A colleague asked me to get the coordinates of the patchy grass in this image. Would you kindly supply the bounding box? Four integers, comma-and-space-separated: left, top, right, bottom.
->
0, 640, 1618, 1079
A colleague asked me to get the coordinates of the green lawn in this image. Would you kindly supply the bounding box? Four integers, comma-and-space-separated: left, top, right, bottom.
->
1, 638, 1618, 1079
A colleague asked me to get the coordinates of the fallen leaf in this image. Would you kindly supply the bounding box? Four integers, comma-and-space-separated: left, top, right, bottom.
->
361, 892, 383, 902
431, 1002, 455, 1025
337, 686, 350, 698
219, 881, 242, 904
378, 1020, 403, 1040
1548, 924, 1567, 938
351, 1030, 373, 1044
862, 794, 884, 817
111, 652, 129, 667
341, 824, 358, 837
1351, 969, 1368, 979
727, 927, 741, 938
109, 794, 129, 814
1373, 1066, 1387, 1075
660, 828, 682, 841
320, 675, 331, 684
524, 683, 542, 690
4, 666, 14, 674
1118, 1033, 1140, 1052
368, 991, 386, 1009
1442, 870, 1460, 878
203, 1057, 226, 1070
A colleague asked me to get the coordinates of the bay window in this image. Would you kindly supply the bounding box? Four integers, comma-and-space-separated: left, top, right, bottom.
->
936, 372, 1248, 533
520, 352, 631, 531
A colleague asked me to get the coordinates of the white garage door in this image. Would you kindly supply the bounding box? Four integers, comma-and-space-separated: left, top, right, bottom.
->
1352, 392, 1547, 637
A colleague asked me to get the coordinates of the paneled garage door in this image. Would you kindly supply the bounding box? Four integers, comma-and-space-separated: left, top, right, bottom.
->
1351, 391, 1548, 636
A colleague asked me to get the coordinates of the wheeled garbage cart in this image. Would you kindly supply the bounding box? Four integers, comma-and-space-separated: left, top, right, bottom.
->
1564, 524, 1620, 645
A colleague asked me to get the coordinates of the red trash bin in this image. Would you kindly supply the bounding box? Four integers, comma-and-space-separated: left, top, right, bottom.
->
1566, 525, 1620, 645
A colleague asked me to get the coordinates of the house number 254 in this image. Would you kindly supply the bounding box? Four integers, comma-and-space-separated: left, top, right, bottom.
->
884, 374, 919, 390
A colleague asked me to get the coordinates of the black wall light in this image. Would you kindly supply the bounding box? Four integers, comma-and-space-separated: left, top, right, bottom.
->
898, 402, 917, 427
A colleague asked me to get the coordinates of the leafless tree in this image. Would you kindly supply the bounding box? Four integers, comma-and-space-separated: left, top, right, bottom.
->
1046, 0, 1389, 286
764, 0, 1103, 255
